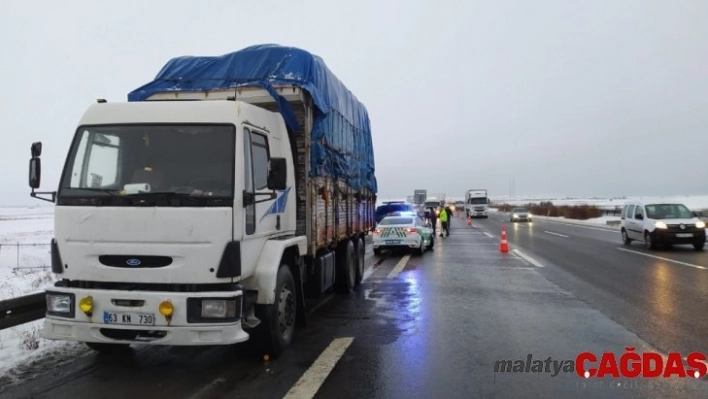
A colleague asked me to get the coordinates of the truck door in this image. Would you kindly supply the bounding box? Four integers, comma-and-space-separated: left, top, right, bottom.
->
241, 127, 279, 271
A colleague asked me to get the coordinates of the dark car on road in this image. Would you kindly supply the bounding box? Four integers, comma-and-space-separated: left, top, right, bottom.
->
510, 207, 532, 222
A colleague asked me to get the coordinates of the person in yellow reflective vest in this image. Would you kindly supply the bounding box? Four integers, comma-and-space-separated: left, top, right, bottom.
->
439, 206, 449, 237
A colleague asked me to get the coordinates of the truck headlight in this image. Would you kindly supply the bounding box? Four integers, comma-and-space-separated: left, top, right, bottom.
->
202, 299, 237, 319
697, 221, 706, 229
655, 221, 668, 229
187, 297, 242, 323
46, 292, 75, 317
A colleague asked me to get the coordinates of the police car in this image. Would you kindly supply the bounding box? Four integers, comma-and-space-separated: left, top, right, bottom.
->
372, 214, 434, 256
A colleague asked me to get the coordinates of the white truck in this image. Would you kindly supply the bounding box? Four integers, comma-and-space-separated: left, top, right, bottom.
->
27, 44, 377, 357
424, 195, 445, 216
465, 189, 489, 218
413, 190, 427, 217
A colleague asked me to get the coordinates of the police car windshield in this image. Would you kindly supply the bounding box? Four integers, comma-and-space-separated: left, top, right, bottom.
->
645, 204, 694, 219
376, 204, 412, 216
380, 217, 413, 225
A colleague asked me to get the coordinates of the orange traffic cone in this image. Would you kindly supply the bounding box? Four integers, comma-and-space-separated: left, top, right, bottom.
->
500, 226, 509, 253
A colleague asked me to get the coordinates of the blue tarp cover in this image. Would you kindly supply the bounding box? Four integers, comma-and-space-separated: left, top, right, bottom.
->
127, 44, 376, 193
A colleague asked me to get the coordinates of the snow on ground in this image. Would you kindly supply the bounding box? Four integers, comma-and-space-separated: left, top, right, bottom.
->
492, 194, 708, 211
0, 206, 56, 300
0, 206, 84, 388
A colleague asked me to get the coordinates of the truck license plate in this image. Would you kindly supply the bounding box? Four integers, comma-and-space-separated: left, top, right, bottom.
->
676, 233, 693, 238
385, 240, 401, 244
104, 311, 155, 326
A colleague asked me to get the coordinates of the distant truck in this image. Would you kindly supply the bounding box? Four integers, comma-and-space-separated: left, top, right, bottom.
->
27, 44, 377, 357
413, 190, 427, 205
413, 190, 427, 217
424, 195, 445, 215
465, 189, 489, 218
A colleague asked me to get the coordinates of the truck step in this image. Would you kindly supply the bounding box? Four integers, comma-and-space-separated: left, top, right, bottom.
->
242, 304, 261, 329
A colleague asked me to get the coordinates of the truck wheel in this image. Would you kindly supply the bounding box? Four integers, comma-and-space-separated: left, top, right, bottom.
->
355, 237, 365, 285
621, 229, 632, 245
85, 342, 130, 354
256, 265, 297, 358
335, 240, 356, 293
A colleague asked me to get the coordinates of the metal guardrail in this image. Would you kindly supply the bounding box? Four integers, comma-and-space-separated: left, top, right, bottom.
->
0, 292, 46, 330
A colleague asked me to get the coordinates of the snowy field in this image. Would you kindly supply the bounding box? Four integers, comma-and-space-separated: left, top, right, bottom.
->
491, 194, 708, 211
0, 206, 88, 388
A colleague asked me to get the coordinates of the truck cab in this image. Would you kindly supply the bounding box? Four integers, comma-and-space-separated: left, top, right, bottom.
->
465, 189, 489, 218
27, 44, 377, 357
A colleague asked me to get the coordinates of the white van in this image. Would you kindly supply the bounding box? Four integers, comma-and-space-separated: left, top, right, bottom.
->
620, 201, 706, 250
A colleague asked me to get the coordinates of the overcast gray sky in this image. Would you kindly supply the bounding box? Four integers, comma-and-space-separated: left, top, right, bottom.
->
2, 0, 707, 205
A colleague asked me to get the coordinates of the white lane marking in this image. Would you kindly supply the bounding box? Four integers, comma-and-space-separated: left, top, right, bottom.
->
496, 266, 536, 270
544, 230, 569, 238
362, 266, 376, 282
387, 254, 412, 278
483, 232, 494, 238
282, 337, 355, 399
616, 248, 707, 270
512, 249, 544, 268
537, 219, 618, 233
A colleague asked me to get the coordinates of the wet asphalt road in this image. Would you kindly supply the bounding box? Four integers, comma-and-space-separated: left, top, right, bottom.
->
3, 216, 708, 398
476, 211, 708, 368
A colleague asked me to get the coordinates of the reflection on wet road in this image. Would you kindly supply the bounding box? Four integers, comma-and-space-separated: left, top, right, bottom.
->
3, 216, 708, 398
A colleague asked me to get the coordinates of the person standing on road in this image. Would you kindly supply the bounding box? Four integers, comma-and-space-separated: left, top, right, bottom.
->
428, 207, 438, 237
439, 206, 449, 237
444, 205, 453, 236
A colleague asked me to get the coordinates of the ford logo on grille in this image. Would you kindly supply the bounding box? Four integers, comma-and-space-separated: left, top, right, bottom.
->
126, 258, 141, 266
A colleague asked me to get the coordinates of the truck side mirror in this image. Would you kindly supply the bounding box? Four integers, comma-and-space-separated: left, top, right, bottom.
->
267, 157, 287, 190
31, 141, 42, 157
29, 157, 41, 189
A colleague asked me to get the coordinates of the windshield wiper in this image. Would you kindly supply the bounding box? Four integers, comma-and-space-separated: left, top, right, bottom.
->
119, 192, 231, 206
121, 191, 193, 198
62, 187, 119, 196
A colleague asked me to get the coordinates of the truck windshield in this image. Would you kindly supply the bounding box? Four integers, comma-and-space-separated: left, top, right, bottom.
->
58, 124, 235, 205
469, 198, 487, 204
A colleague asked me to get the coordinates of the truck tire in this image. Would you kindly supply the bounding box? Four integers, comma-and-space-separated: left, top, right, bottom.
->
255, 265, 297, 358
335, 240, 356, 293
354, 237, 365, 285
